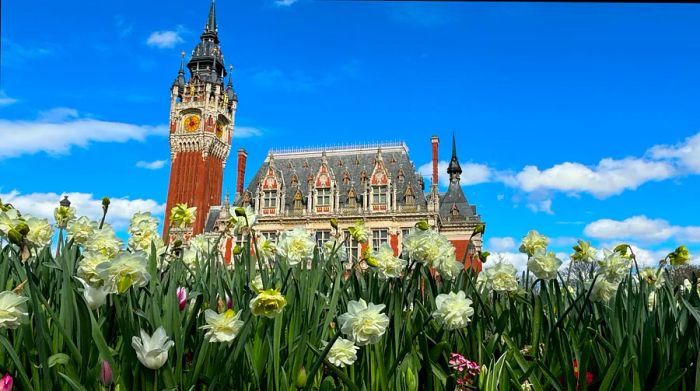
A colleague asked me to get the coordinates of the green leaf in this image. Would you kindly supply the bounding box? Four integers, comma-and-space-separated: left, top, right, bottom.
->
49, 353, 71, 368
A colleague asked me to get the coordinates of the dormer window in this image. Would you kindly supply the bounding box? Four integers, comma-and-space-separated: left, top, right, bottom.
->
317, 187, 331, 206
290, 174, 298, 186
397, 170, 405, 183
342, 171, 350, 185
360, 170, 368, 184
293, 190, 303, 210
347, 189, 357, 208
373, 185, 388, 205
263, 190, 277, 208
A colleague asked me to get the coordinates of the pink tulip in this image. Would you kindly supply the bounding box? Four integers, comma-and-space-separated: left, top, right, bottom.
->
100, 360, 113, 386
0, 373, 13, 391
177, 287, 187, 311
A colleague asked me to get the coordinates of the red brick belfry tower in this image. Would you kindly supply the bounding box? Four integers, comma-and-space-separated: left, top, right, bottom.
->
163, 0, 237, 241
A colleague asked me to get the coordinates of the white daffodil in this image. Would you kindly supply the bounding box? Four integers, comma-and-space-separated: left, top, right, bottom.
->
433, 291, 474, 330
347, 221, 369, 244
256, 236, 277, 262
67, 217, 97, 245
75, 277, 109, 310
25, 217, 53, 248
96, 251, 151, 294
528, 249, 562, 281
597, 250, 632, 283
519, 230, 549, 257
170, 204, 197, 228
373, 243, 406, 279
131, 327, 174, 370
78, 251, 111, 285
189, 234, 211, 255
338, 299, 390, 346
0, 291, 29, 330
85, 225, 123, 258
0, 208, 21, 236
323, 338, 359, 368
276, 228, 315, 267
200, 309, 245, 343
639, 268, 665, 290
483, 262, 519, 292
402, 229, 461, 279
590, 278, 618, 303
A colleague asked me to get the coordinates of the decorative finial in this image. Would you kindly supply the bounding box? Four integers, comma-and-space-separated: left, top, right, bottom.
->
224, 189, 230, 205
60, 195, 71, 208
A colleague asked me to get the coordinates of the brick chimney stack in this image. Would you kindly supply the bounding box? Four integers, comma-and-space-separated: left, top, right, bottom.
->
236, 148, 248, 197
431, 136, 439, 187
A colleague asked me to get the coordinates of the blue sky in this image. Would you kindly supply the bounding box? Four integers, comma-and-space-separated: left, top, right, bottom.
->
2, 0, 699, 268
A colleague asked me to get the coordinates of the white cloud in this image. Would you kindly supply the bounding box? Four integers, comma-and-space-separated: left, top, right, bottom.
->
234, 126, 263, 138
136, 160, 167, 170
512, 158, 675, 199
418, 160, 491, 187
274, 0, 298, 6
584, 215, 700, 244
649, 131, 700, 174
486, 252, 529, 273
0, 190, 165, 230
0, 109, 167, 159
146, 30, 184, 49
487, 237, 515, 252
0, 90, 17, 106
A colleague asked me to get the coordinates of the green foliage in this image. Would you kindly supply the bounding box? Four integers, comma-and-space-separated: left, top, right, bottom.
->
0, 235, 699, 390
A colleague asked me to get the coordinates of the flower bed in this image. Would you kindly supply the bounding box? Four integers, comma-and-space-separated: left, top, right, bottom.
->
0, 200, 698, 390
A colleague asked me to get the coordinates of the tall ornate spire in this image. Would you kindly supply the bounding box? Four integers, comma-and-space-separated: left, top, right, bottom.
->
187, 0, 225, 83
447, 132, 462, 183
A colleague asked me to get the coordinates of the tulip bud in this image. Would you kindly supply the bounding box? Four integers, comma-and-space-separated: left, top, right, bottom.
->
414, 220, 430, 231
295, 366, 307, 388
176, 287, 187, 311
330, 218, 338, 230
14, 222, 29, 236
0, 373, 13, 391
234, 207, 246, 217
7, 229, 22, 246
100, 360, 113, 386
102, 197, 111, 207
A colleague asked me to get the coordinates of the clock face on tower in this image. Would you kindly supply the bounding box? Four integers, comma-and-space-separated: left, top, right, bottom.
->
183, 115, 200, 132
216, 122, 224, 139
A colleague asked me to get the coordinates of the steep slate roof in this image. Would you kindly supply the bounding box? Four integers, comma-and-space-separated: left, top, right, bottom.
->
241, 143, 427, 209
439, 183, 476, 220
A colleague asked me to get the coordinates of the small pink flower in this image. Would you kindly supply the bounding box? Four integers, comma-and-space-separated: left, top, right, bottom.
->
176, 287, 187, 311
100, 360, 113, 386
0, 373, 13, 391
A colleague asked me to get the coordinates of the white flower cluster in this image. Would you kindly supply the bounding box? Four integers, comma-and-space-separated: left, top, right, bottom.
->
403, 228, 463, 279
338, 299, 390, 346
127, 212, 164, 253
277, 228, 316, 267
433, 291, 474, 330
372, 243, 406, 279
0, 207, 53, 248
478, 262, 519, 292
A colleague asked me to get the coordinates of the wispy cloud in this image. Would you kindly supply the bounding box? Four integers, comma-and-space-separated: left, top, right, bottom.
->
0, 190, 165, 230
0, 90, 18, 106
0, 108, 166, 160
114, 15, 133, 37
136, 160, 167, 170
234, 126, 264, 139
418, 160, 491, 187
487, 237, 516, 252
146, 27, 185, 49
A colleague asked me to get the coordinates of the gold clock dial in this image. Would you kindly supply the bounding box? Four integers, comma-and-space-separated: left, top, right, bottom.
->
183, 115, 200, 132
216, 122, 224, 138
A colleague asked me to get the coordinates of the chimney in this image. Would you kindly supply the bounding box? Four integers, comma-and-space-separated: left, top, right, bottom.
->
236, 148, 247, 197
431, 136, 439, 187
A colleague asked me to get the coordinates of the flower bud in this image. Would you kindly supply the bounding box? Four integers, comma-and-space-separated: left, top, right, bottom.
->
232, 245, 243, 255
7, 229, 22, 246
365, 256, 379, 267
669, 245, 690, 267
405, 368, 417, 391
472, 223, 485, 236
176, 287, 187, 311
173, 239, 183, 248
0, 373, 13, 391
414, 220, 430, 231
295, 366, 307, 388
234, 207, 246, 217
330, 218, 338, 230
102, 197, 111, 207
477, 251, 490, 264
613, 244, 629, 256
14, 222, 29, 236
100, 360, 113, 386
